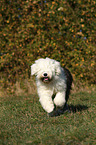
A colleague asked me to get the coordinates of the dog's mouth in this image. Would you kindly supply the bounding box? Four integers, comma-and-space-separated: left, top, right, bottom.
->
41, 77, 51, 83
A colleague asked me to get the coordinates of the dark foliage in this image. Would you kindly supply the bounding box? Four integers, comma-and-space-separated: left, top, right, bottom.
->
0, 0, 96, 87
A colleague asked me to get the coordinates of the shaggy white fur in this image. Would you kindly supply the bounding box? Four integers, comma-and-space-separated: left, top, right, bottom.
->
31, 58, 67, 115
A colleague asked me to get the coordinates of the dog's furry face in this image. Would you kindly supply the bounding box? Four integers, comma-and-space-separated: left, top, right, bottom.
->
31, 58, 62, 83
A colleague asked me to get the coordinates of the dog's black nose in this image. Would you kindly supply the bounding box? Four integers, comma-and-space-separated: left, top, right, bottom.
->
43, 73, 47, 77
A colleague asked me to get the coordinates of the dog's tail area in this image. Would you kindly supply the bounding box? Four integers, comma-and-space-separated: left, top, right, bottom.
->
64, 68, 73, 103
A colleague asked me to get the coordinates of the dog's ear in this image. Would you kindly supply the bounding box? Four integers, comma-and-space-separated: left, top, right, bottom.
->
54, 61, 62, 75
31, 63, 38, 75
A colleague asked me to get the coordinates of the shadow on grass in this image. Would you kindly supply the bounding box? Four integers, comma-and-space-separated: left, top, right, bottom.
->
49, 104, 88, 117
56, 104, 88, 117
69, 104, 88, 113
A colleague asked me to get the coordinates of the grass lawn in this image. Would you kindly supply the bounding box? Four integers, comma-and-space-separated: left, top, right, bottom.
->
0, 88, 96, 145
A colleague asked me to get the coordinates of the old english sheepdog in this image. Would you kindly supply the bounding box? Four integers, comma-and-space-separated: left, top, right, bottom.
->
31, 58, 73, 117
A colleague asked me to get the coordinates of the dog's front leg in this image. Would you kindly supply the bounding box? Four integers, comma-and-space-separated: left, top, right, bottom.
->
39, 93, 54, 114
53, 92, 70, 114
54, 92, 66, 107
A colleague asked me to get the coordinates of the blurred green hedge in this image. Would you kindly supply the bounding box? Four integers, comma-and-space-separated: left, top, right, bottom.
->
0, 0, 96, 87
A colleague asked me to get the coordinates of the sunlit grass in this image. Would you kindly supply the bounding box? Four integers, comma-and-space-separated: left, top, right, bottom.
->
0, 86, 96, 144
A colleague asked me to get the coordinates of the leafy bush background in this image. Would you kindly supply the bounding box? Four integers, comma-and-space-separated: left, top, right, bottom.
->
0, 0, 96, 87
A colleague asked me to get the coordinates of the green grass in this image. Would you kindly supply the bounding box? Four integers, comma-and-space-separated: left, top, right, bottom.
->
0, 89, 96, 145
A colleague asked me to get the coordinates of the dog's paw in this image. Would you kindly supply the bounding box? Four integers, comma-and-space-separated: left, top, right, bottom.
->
56, 104, 71, 115
48, 109, 59, 117
48, 104, 70, 117
48, 111, 55, 117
